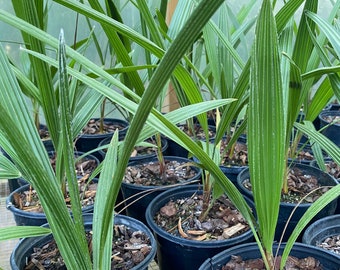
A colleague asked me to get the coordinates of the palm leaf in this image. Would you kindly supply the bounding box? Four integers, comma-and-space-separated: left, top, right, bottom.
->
248, 1, 285, 267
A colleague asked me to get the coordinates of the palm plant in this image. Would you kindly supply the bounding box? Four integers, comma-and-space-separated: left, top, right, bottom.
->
0, 0, 233, 269
0, 1, 340, 270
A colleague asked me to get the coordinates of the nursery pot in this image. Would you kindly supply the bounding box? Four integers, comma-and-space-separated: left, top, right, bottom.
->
17, 150, 101, 187
198, 242, 340, 270
302, 214, 340, 256
310, 158, 340, 214
121, 156, 201, 224
10, 214, 157, 270
75, 118, 129, 161
6, 177, 99, 227
236, 163, 338, 241
219, 165, 248, 185
318, 110, 340, 147
4, 124, 54, 193
165, 124, 216, 158
98, 136, 168, 162
145, 184, 254, 270
219, 139, 248, 185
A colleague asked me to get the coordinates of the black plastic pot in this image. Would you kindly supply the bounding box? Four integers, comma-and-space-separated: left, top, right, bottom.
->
75, 118, 129, 161
121, 156, 202, 224
236, 163, 338, 241
165, 124, 216, 158
219, 139, 248, 185
98, 136, 168, 162
198, 242, 340, 270
319, 110, 340, 147
4, 124, 54, 193
302, 214, 340, 256
328, 103, 340, 111
310, 158, 340, 214
145, 184, 254, 270
7, 177, 98, 227
10, 214, 156, 270
16, 151, 101, 188
220, 165, 248, 185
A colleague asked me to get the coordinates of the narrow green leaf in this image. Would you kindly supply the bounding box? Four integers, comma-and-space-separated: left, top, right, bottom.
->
58, 30, 90, 268
0, 154, 21, 179
0, 226, 51, 241
93, 132, 120, 269
248, 0, 285, 266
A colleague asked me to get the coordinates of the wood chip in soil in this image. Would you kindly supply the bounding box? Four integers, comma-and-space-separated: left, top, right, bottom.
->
222, 254, 323, 269
220, 139, 248, 167
123, 160, 198, 186
12, 176, 98, 213
242, 167, 332, 203
154, 193, 250, 241
81, 119, 126, 135
317, 234, 340, 255
23, 224, 153, 270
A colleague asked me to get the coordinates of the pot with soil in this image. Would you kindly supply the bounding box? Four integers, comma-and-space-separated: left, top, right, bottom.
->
165, 123, 216, 158
7, 175, 99, 226
218, 138, 248, 185
17, 151, 100, 187
10, 214, 157, 270
318, 110, 340, 147
5, 124, 54, 193
98, 136, 168, 215
310, 158, 340, 214
98, 136, 168, 162
236, 163, 338, 241
302, 215, 340, 258
198, 242, 340, 270
121, 156, 202, 224
145, 184, 255, 270
302, 214, 340, 257
75, 118, 129, 161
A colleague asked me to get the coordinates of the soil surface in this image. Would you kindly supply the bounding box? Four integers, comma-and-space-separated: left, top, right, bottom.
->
123, 159, 199, 186
322, 114, 340, 125
220, 140, 248, 167
179, 123, 216, 140
242, 166, 332, 203
317, 234, 340, 255
49, 153, 98, 177
130, 137, 160, 158
323, 160, 340, 180
12, 153, 99, 213
81, 119, 127, 135
153, 192, 250, 241
39, 128, 50, 140
222, 254, 323, 269
12, 176, 98, 213
23, 224, 153, 270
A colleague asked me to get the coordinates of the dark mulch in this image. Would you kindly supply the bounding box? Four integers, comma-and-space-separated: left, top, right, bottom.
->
11, 151, 100, 213
123, 159, 199, 186
81, 119, 126, 135
179, 123, 216, 140
242, 166, 332, 203
222, 254, 323, 270
39, 128, 50, 140
322, 115, 340, 124
49, 153, 98, 177
128, 137, 162, 158
220, 140, 248, 167
324, 161, 340, 180
317, 234, 340, 255
23, 224, 153, 270
153, 193, 250, 241
12, 176, 98, 213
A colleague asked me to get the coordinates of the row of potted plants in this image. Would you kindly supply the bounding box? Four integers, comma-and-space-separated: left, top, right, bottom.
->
1, 0, 340, 269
